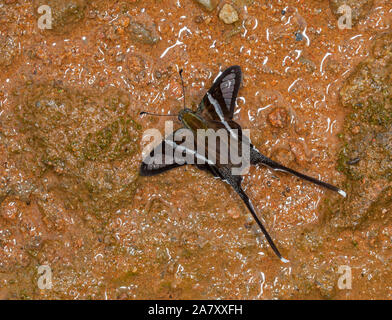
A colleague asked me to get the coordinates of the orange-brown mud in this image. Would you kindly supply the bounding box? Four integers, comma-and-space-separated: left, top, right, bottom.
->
0, 0, 391, 299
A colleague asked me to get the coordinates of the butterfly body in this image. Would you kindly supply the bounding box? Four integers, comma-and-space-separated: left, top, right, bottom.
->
178, 108, 209, 132
140, 65, 346, 262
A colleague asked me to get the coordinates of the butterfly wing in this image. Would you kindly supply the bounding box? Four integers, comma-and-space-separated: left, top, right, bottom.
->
200, 119, 254, 170
197, 65, 242, 121
140, 127, 211, 176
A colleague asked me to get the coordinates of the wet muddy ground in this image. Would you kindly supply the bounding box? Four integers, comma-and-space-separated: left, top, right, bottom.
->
0, 0, 391, 299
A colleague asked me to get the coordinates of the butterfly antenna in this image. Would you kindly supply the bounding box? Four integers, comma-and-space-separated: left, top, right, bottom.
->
179, 69, 186, 110
139, 111, 178, 117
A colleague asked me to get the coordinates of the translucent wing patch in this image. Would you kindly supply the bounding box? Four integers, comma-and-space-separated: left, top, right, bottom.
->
198, 65, 242, 121
220, 71, 236, 111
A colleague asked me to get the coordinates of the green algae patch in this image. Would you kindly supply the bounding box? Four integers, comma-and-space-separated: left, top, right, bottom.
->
82, 116, 140, 162
7, 82, 141, 216
289, 35, 392, 297
327, 32, 392, 229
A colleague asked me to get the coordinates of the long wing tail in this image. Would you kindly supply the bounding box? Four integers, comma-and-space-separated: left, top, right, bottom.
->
237, 187, 289, 263
205, 165, 289, 262
252, 152, 346, 197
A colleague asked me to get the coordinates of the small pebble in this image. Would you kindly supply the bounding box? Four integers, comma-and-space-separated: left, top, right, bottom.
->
194, 0, 218, 12
352, 126, 360, 134
219, 4, 239, 24
268, 107, 288, 128
295, 32, 303, 41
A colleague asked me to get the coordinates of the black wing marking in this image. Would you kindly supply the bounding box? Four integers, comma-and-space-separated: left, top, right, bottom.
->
140, 128, 195, 176
203, 165, 288, 262
197, 65, 242, 121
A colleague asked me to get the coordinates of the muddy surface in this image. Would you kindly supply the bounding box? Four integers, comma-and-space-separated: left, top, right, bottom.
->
0, 0, 392, 299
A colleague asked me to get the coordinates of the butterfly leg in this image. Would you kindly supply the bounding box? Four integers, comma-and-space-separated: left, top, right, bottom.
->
250, 149, 346, 197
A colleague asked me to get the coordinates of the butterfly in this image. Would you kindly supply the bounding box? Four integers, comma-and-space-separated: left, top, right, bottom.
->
140, 65, 346, 262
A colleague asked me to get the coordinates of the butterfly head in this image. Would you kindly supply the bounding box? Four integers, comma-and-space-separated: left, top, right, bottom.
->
178, 108, 193, 122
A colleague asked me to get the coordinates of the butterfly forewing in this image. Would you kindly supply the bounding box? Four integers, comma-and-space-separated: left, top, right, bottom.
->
197, 65, 242, 121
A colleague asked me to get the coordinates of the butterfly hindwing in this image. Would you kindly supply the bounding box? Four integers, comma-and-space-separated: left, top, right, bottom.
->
140, 127, 213, 176
197, 65, 242, 121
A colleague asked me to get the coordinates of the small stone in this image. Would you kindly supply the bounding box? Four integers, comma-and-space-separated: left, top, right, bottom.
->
127, 13, 159, 45
299, 56, 317, 73
228, 207, 240, 219
194, 15, 204, 24
193, 0, 218, 12
289, 140, 309, 166
119, 16, 130, 28
104, 235, 114, 245
0, 199, 19, 220
272, 148, 294, 165
219, 4, 239, 24
0, 35, 17, 67
352, 126, 360, 134
268, 107, 288, 128
295, 32, 303, 41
